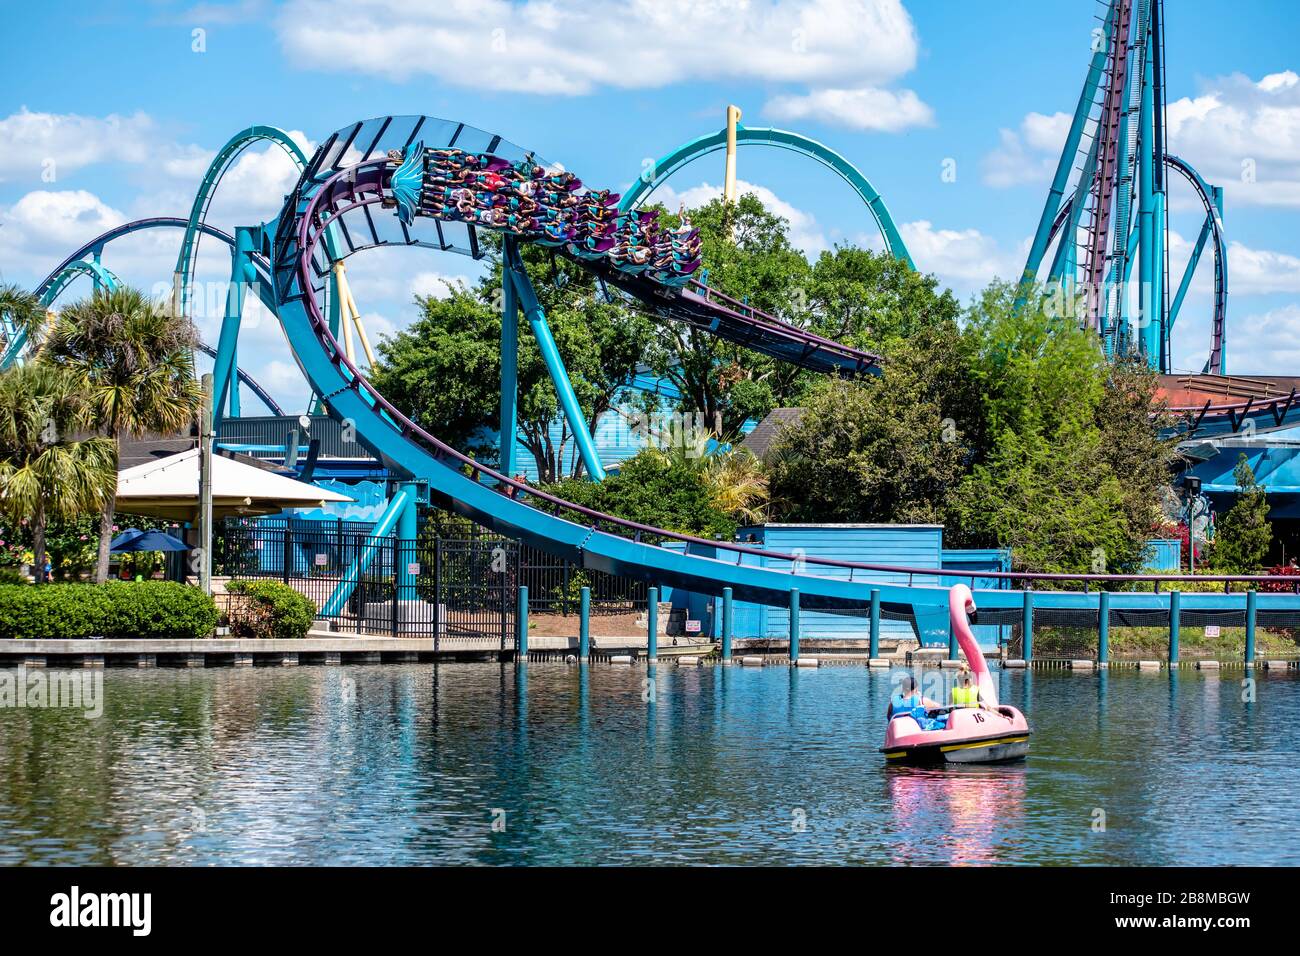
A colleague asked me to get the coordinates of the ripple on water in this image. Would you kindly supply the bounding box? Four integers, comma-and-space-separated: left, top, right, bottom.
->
0, 664, 1297, 864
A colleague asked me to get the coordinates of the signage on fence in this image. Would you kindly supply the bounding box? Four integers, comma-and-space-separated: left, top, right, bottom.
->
1204, 624, 1221, 638
407, 563, 420, 576
685, 619, 701, 633
314, 553, 328, 567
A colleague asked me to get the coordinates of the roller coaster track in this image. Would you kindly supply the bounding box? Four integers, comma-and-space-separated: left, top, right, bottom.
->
13, 112, 1295, 626
256, 115, 1298, 620
2, 217, 283, 415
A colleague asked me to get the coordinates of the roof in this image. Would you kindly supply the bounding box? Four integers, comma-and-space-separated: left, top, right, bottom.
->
116, 448, 352, 521
738, 407, 806, 462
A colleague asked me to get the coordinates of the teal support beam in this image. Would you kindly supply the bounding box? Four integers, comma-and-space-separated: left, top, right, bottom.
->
1098, 590, 1111, 666
1245, 590, 1257, 667
579, 586, 590, 661
1138, 28, 1160, 364
947, 606, 958, 661
320, 485, 413, 617
1153, 189, 1168, 370
1169, 590, 1181, 664
620, 125, 913, 268
869, 589, 881, 659
647, 587, 658, 660
1168, 214, 1212, 335
517, 585, 529, 660
212, 226, 256, 430
789, 588, 800, 661
499, 253, 519, 478
721, 587, 733, 662
1017, 2, 1115, 300
503, 239, 605, 481
395, 481, 419, 600
227, 341, 241, 418
1022, 590, 1034, 662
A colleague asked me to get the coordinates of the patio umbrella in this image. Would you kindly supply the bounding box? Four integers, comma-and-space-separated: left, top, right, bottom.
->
109, 528, 146, 551
113, 529, 191, 552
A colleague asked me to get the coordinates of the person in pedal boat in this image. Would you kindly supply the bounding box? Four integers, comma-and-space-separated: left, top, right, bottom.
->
951, 664, 981, 707
888, 675, 947, 730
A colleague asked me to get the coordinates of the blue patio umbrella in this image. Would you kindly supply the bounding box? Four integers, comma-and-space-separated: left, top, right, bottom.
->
109, 528, 146, 551
113, 529, 191, 552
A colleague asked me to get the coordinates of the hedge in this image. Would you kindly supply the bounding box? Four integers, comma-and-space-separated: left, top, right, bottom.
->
0, 582, 219, 640
224, 580, 316, 640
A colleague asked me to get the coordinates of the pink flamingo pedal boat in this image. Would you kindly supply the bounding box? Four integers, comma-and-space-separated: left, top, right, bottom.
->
881, 585, 1031, 765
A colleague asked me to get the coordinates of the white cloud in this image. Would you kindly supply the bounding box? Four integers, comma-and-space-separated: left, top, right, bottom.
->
277, 0, 930, 130
651, 178, 829, 258
1216, 302, 1300, 373
410, 271, 476, 300
0, 109, 162, 183
1226, 241, 1300, 294
895, 220, 1021, 297
279, 0, 918, 91
765, 87, 933, 132
981, 111, 1070, 188
1165, 70, 1300, 207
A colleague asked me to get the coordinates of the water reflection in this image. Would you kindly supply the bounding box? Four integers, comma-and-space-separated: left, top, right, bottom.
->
887, 765, 1027, 865
0, 664, 1297, 865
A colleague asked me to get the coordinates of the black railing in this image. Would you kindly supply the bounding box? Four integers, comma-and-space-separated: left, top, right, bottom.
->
214, 517, 648, 640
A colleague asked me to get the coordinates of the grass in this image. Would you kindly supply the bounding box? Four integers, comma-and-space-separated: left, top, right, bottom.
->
1030, 624, 1300, 659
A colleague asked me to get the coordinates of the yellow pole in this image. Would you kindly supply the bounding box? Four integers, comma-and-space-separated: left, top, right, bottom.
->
345, 283, 377, 367
333, 262, 356, 363
723, 105, 742, 205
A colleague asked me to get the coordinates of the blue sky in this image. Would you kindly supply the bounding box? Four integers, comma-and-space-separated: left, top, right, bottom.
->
3, 0, 1300, 412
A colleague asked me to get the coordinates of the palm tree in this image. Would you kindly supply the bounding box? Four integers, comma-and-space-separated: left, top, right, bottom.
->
0, 283, 47, 362
39, 287, 202, 583
703, 447, 769, 525
0, 364, 117, 582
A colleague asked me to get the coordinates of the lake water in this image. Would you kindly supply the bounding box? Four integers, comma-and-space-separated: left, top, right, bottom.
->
0, 662, 1296, 865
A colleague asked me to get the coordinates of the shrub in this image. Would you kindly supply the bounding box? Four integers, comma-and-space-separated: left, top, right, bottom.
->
0, 582, 218, 640
224, 580, 316, 639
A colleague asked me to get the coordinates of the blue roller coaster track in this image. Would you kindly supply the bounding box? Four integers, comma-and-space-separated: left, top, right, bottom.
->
8, 1, 1300, 636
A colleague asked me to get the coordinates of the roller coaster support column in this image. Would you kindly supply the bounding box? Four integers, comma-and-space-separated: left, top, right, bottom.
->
1017, 1, 1114, 304
1138, 23, 1160, 364
1169, 590, 1181, 664
789, 588, 800, 661
212, 226, 257, 428
499, 248, 519, 477
579, 586, 590, 662
1022, 590, 1034, 663
395, 481, 419, 604
503, 238, 606, 481
1098, 590, 1111, 667
869, 589, 881, 659
320, 484, 414, 617
647, 588, 658, 661
721, 587, 733, 662
518, 586, 529, 660
1245, 590, 1257, 667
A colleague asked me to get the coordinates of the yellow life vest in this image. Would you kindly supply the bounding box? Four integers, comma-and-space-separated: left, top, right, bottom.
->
951, 684, 979, 706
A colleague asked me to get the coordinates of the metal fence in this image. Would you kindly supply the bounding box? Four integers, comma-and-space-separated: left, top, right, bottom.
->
214, 519, 517, 648
214, 516, 650, 642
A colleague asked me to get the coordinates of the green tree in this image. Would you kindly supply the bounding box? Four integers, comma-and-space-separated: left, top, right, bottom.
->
947, 283, 1173, 573
768, 321, 978, 525
1214, 454, 1272, 572
0, 364, 117, 582
542, 448, 736, 539
0, 284, 46, 355
371, 243, 651, 483
39, 287, 202, 583
805, 245, 962, 356
642, 194, 814, 435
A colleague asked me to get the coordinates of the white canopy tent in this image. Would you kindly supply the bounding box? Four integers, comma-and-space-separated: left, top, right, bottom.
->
116, 448, 353, 522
